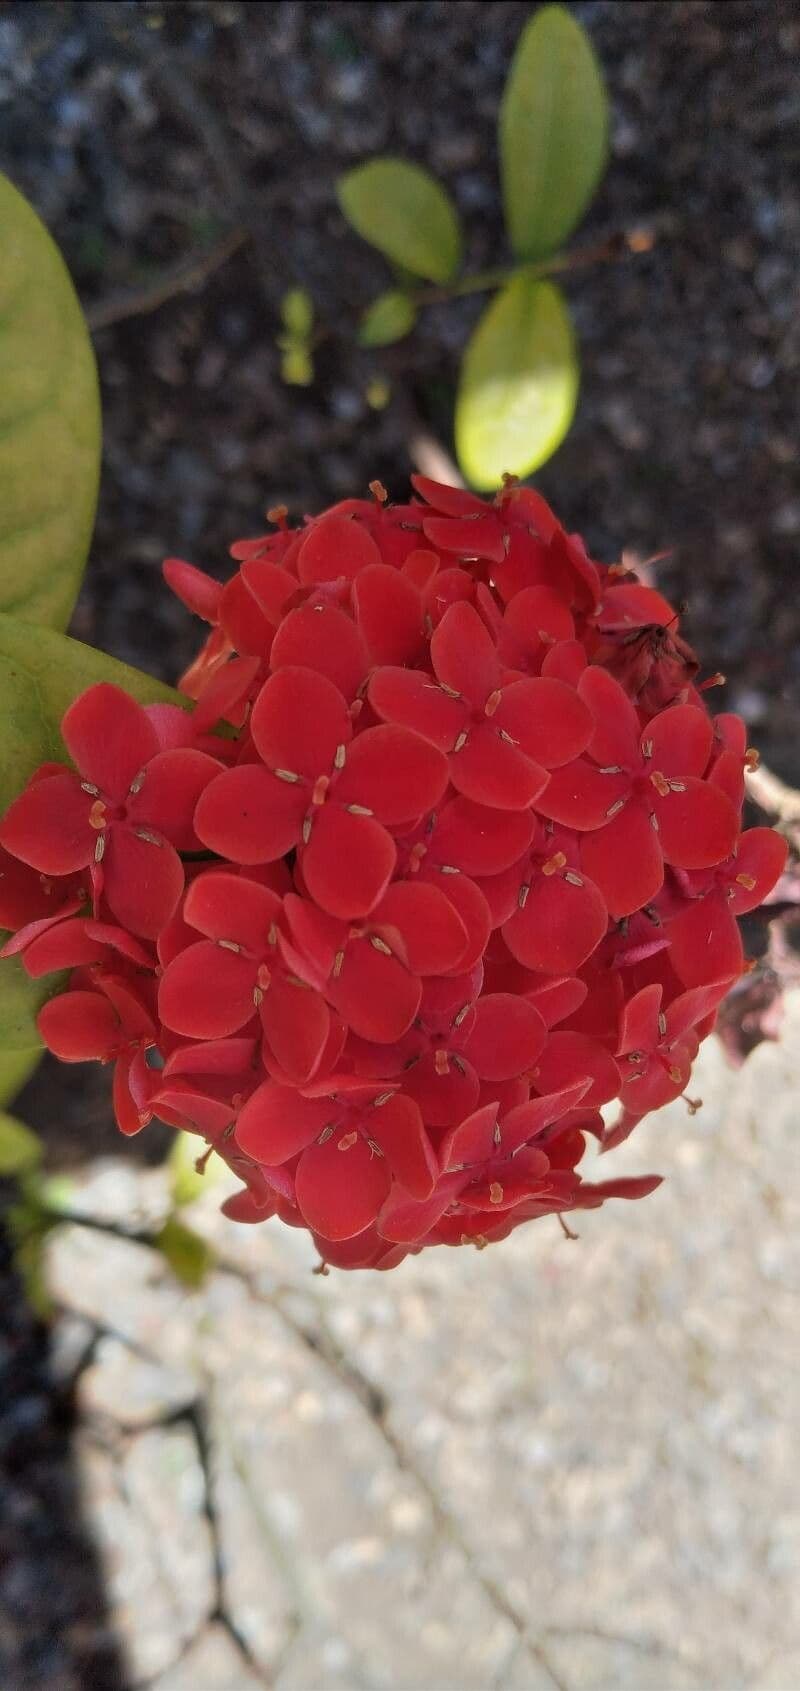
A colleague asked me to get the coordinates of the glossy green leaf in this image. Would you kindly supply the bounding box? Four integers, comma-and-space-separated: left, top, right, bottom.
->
0, 612, 186, 816
500, 5, 608, 260
0, 1046, 41, 1107
0, 1110, 42, 1176
455, 277, 578, 490
0, 173, 101, 628
155, 1215, 214, 1288
281, 288, 314, 337
337, 159, 462, 284
358, 290, 417, 348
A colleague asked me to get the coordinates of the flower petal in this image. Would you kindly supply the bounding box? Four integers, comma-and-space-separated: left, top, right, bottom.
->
500, 1083, 592, 1156
403, 1050, 481, 1129
374, 881, 468, 974
37, 989, 120, 1061
728, 828, 788, 913
192, 657, 261, 731
422, 512, 506, 565
159, 940, 256, 1038
17, 916, 107, 977
577, 667, 641, 768
617, 983, 662, 1057
368, 666, 467, 751
303, 806, 396, 919
352, 565, 424, 666
533, 1031, 620, 1107
163, 556, 222, 622
0, 772, 93, 875
533, 758, 628, 830
646, 704, 713, 778
439, 1102, 499, 1172
434, 797, 535, 877
127, 749, 223, 849
420, 870, 491, 974
336, 725, 449, 826
431, 602, 499, 707
654, 779, 738, 870
666, 890, 744, 989
297, 513, 382, 584
377, 1174, 466, 1244
450, 726, 549, 811
235, 1081, 331, 1164
328, 935, 421, 1043
102, 827, 184, 940
461, 993, 547, 1081
250, 666, 352, 778
580, 798, 664, 918
61, 684, 159, 800
183, 870, 281, 948
270, 604, 369, 700
502, 869, 608, 974
194, 765, 305, 863
495, 678, 593, 768
367, 1094, 437, 1198
261, 976, 330, 1084
295, 1128, 392, 1240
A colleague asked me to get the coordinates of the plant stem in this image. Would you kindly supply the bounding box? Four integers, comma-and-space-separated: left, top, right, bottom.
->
409, 228, 652, 307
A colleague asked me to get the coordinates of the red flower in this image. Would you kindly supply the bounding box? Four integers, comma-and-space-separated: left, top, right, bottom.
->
0, 685, 222, 938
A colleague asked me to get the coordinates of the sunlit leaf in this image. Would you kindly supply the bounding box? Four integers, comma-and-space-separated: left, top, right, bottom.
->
358, 290, 417, 348
0, 1046, 41, 1108
337, 159, 462, 284
0, 173, 101, 628
455, 277, 578, 490
281, 288, 314, 336
500, 5, 608, 260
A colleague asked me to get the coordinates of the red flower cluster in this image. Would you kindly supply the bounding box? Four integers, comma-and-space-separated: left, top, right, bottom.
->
0, 477, 786, 1270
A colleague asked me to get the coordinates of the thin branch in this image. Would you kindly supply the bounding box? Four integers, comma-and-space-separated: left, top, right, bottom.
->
86, 227, 250, 332
409, 227, 654, 308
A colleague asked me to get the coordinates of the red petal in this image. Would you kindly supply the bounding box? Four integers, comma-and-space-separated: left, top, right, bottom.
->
159, 941, 255, 1038
0, 849, 79, 929
61, 684, 159, 801
270, 604, 369, 700
236, 1081, 331, 1164
666, 891, 743, 989
127, 749, 222, 849
37, 989, 120, 1061
500, 1083, 592, 1156
163, 557, 222, 622
422, 512, 506, 565
654, 780, 738, 870
526, 975, 588, 1027
303, 807, 396, 919
367, 1094, 437, 1198
728, 828, 788, 913
502, 870, 608, 973
450, 725, 549, 810
410, 476, 487, 517
403, 1050, 480, 1129
328, 935, 421, 1043
0, 772, 93, 875
374, 881, 468, 974
377, 1174, 466, 1243
664, 981, 730, 1042
647, 704, 713, 778
297, 514, 382, 584
534, 759, 629, 830
250, 666, 352, 778
578, 668, 640, 769
617, 984, 662, 1057
183, 870, 281, 948
17, 916, 107, 977
439, 1102, 499, 1171
541, 639, 587, 686
431, 602, 499, 707
461, 993, 546, 1080
193, 657, 261, 731
580, 799, 664, 918
353, 565, 424, 666
218, 574, 275, 658
113, 1051, 148, 1136
495, 678, 593, 768
368, 666, 467, 751
336, 725, 449, 826
533, 1032, 620, 1107
501, 586, 575, 666
434, 797, 535, 877
194, 765, 305, 863
102, 827, 184, 940
420, 871, 491, 973
239, 558, 297, 624
261, 977, 330, 1084
164, 1037, 257, 1078
597, 581, 676, 628
295, 1128, 392, 1240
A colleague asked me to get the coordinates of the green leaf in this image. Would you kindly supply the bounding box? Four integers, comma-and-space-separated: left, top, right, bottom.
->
280, 288, 314, 337
358, 290, 417, 349
280, 343, 314, 387
0, 1046, 41, 1107
154, 1215, 214, 1288
0, 173, 101, 629
455, 277, 578, 490
0, 951, 64, 1057
0, 1111, 42, 1176
0, 612, 186, 816
337, 159, 462, 284
500, 5, 609, 260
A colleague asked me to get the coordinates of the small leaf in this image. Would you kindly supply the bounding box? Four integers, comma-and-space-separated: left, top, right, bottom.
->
0, 950, 65, 1057
365, 376, 392, 411
358, 291, 417, 348
0, 1046, 41, 1108
500, 5, 609, 260
0, 612, 186, 816
280, 343, 314, 387
337, 159, 462, 284
155, 1215, 213, 1288
455, 277, 578, 490
0, 1111, 42, 1176
0, 173, 101, 629
281, 288, 314, 337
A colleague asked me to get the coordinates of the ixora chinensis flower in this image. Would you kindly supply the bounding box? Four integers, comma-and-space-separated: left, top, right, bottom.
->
0, 477, 786, 1270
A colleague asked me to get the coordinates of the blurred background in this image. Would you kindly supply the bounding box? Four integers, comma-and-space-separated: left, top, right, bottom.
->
1, 4, 798, 1688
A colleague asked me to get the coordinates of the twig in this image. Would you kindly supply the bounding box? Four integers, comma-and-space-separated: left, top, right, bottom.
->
746, 763, 800, 850
86, 227, 250, 332
409, 228, 654, 309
